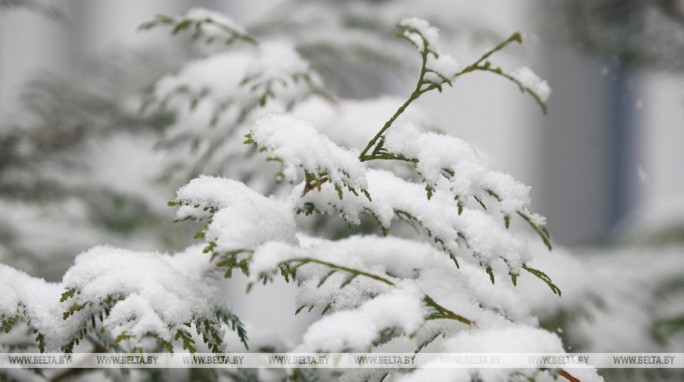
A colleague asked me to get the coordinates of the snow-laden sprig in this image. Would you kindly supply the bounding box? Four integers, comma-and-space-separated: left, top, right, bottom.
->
0, 265, 83, 353
246, 114, 371, 200
397, 327, 602, 382
360, 18, 550, 161
138, 7, 257, 45
295, 169, 546, 287
59, 245, 247, 353
170, 175, 298, 277
0, 246, 248, 354
382, 122, 552, 250
143, 42, 322, 124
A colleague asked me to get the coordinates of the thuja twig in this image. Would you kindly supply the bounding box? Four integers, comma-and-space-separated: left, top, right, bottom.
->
273, 257, 475, 326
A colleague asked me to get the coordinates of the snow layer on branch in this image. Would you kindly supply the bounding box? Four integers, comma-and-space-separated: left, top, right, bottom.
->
61, 245, 231, 343
384, 122, 541, 221
250, 114, 368, 190
296, 169, 529, 273
399, 327, 603, 382
0, 265, 82, 350
398, 18, 461, 85
151, 42, 318, 119
296, 285, 425, 352
249, 235, 533, 331
184, 8, 248, 36
398, 18, 441, 52
293, 97, 432, 150
174, 176, 297, 251
510, 67, 552, 102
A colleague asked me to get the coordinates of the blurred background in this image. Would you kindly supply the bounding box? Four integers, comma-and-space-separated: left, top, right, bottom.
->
1, 1, 683, 379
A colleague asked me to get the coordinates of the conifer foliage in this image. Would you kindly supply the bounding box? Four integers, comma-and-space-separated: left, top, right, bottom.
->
0, 7, 603, 382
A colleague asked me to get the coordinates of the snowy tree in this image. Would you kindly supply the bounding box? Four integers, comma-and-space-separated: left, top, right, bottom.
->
0, 6, 607, 382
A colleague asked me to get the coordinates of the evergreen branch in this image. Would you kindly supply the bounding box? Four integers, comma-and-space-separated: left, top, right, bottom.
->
282, 258, 395, 286
523, 264, 562, 297
423, 295, 475, 326
517, 211, 553, 251
457, 32, 522, 75
486, 189, 553, 251
459, 64, 548, 114
359, 31, 430, 161
138, 13, 257, 46
274, 257, 474, 326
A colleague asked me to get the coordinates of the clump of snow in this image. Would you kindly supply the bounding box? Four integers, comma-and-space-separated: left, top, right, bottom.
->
250, 114, 368, 191
445, 326, 564, 353
295, 169, 529, 274
510, 67, 552, 102
61, 246, 233, 348
0, 265, 83, 350
398, 18, 441, 52
296, 285, 425, 352
292, 97, 432, 150
175, 176, 298, 252
398, 18, 460, 85
425, 53, 461, 84
383, 122, 539, 219
396, 327, 604, 382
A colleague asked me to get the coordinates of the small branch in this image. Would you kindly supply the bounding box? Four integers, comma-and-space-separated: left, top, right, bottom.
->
359, 46, 429, 161
423, 295, 475, 326
456, 32, 522, 76
559, 369, 581, 382
284, 258, 395, 286
279, 257, 475, 326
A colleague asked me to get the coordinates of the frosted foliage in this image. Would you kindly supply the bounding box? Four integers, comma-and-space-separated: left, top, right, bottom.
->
398, 17, 441, 52
151, 42, 318, 122
184, 8, 247, 35
511, 67, 552, 102
399, 328, 603, 382
297, 286, 425, 352
250, 114, 368, 190
398, 17, 460, 85
61, 246, 231, 344
425, 53, 461, 84
296, 169, 529, 273
384, 122, 539, 220
174, 176, 297, 251
246, 42, 320, 104
249, 235, 533, 325
0, 265, 83, 350
292, 97, 432, 150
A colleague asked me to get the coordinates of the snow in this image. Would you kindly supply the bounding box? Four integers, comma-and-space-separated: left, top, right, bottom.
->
0, 265, 83, 350
292, 97, 432, 150
61, 245, 233, 348
510, 67, 552, 102
397, 327, 603, 382
150, 41, 318, 126
398, 18, 441, 52
444, 326, 564, 353
295, 169, 530, 274
184, 8, 248, 36
382, 122, 541, 220
425, 53, 461, 84
296, 285, 426, 352
398, 18, 461, 86
175, 176, 298, 252
250, 114, 368, 191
